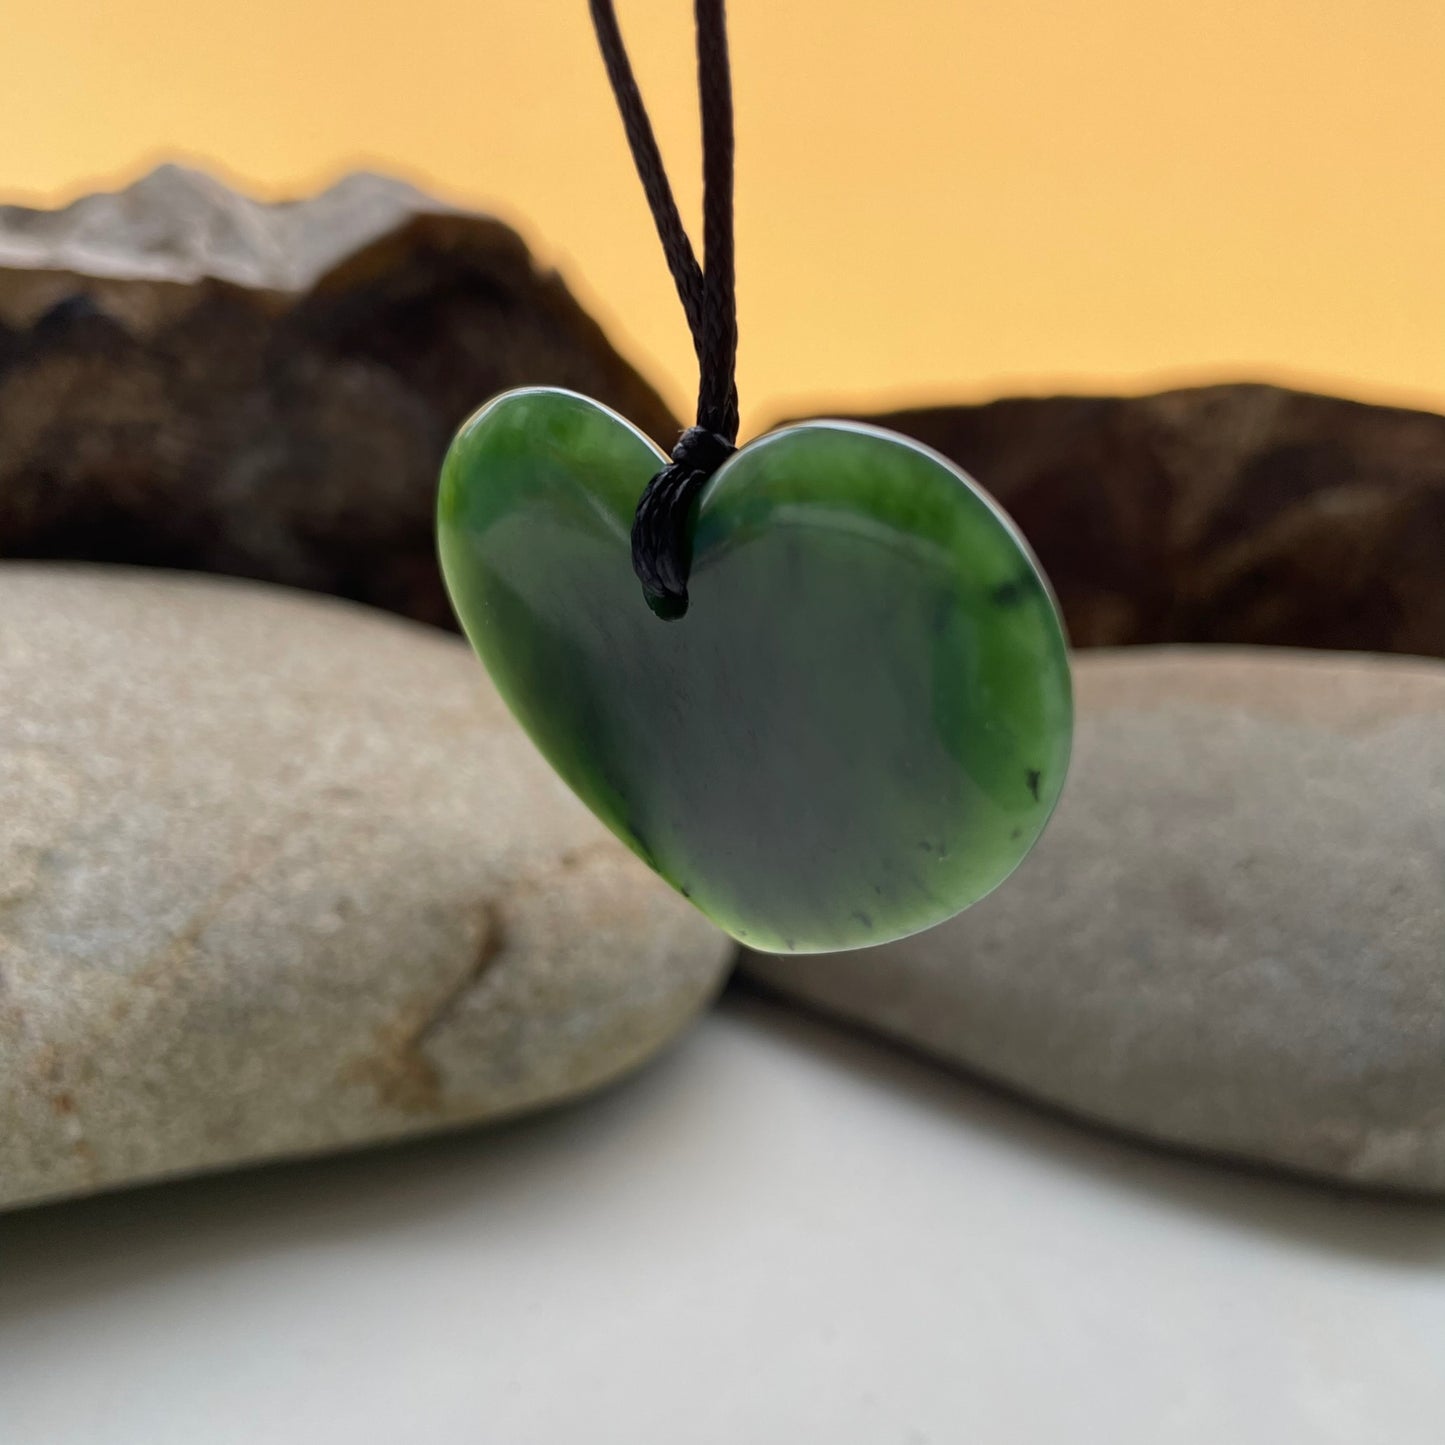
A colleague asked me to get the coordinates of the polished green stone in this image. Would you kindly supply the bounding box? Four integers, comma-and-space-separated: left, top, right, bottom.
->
438, 386, 1072, 953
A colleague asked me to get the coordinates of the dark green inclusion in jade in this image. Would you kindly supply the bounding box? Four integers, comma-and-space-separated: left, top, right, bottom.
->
438, 386, 1073, 954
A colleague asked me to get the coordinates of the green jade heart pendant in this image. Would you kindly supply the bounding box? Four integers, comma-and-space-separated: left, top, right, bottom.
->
438, 387, 1072, 954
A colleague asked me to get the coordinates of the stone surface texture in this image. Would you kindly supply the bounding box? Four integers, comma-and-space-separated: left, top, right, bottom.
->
0, 565, 731, 1211
831, 385, 1445, 659
0, 166, 677, 630
0, 165, 449, 291
745, 648, 1445, 1192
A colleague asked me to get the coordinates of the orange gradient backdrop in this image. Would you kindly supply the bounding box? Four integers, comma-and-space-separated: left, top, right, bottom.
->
4, 0, 1443, 433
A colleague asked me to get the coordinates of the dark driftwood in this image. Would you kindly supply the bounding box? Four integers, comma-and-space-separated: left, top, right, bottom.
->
3, 174, 1441, 654
829, 386, 1445, 660
0, 168, 676, 629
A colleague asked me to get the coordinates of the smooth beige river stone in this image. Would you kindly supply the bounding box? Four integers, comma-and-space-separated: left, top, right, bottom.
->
0, 565, 732, 1211
746, 648, 1445, 1192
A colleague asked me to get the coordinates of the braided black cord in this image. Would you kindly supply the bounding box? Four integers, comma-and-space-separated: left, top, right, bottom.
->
588, 0, 740, 618
693, 0, 739, 442
586, 0, 706, 351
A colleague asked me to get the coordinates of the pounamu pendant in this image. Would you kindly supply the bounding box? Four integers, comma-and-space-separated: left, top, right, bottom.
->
438, 387, 1072, 954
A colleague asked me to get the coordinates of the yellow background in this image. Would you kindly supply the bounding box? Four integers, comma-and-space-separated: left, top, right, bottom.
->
5, 0, 1443, 434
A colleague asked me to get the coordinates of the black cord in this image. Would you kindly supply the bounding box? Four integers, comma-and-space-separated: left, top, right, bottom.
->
589, 0, 740, 618
692, 0, 739, 442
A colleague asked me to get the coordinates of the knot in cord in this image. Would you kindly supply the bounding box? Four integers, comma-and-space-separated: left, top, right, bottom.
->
590, 0, 739, 620
631, 426, 735, 619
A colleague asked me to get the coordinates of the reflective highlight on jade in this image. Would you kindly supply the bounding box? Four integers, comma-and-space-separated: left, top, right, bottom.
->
438, 387, 1072, 953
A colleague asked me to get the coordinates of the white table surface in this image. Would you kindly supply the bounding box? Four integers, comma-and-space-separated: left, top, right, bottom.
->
2, 992, 1442, 1444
